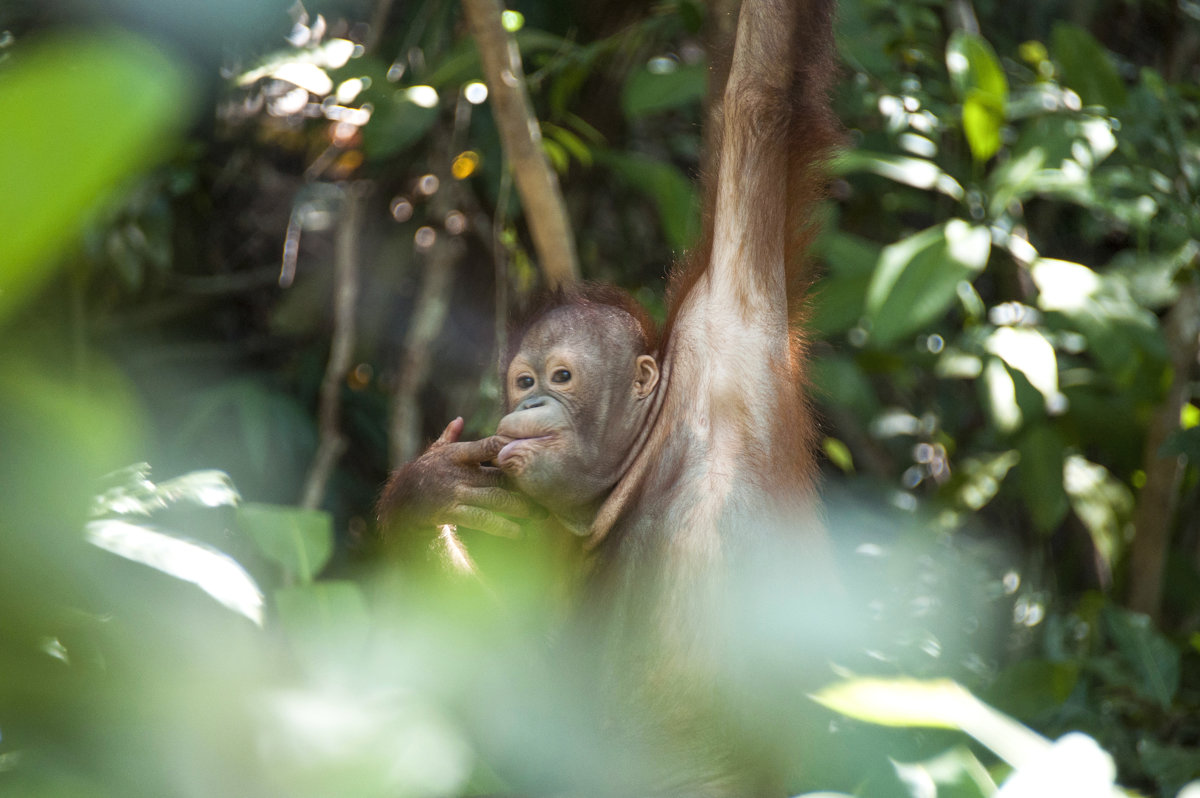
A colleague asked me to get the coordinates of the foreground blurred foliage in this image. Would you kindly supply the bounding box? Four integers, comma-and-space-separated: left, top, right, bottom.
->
1, 0, 1199, 795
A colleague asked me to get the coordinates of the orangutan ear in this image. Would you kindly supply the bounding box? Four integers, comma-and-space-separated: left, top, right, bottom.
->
633, 355, 659, 399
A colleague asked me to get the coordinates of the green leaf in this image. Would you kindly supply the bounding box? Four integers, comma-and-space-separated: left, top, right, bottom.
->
1104, 607, 1180, 708
1052, 24, 1128, 109
1030, 258, 1165, 381
833, 150, 963, 199
946, 32, 1008, 162
822, 437, 855, 474
810, 355, 879, 420
1063, 456, 1133, 570
813, 677, 975, 730
981, 358, 1022, 433
1138, 741, 1200, 798
1017, 424, 1068, 531
962, 93, 1004, 162
810, 232, 879, 336
621, 61, 706, 119
601, 151, 700, 250
239, 503, 333, 583
984, 327, 1060, 406
360, 92, 439, 159
0, 30, 193, 320
946, 32, 1008, 102
986, 659, 1080, 721
812, 678, 1052, 769
954, 450, 1020, 511
864, 220, 991, 346
86, 519, 264, 625
1161, 427, 1200, 461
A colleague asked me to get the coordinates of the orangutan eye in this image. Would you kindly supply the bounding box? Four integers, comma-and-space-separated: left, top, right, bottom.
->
551, 368, 571, 384
515, 375, 535, 390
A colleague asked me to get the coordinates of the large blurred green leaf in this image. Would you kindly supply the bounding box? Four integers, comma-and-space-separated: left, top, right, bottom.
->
0, 30, 193, 320
946, 32, 1008, 162
1052, 24, 1128, 110
601, 151, 700, 250
621, 61, 706, 119
275, 581, 371, 667
864, 220, 991, 346
238, 503, 333, 583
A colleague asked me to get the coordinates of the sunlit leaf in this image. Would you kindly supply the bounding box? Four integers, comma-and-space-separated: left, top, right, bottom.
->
239, 503, 333, 583
812, 677, 1051, 768
86, 519, 264, 625
982, 358, 1022, 433
955, 450, 1020, 511
94, 467, 241, 517
834, 150, 964, 199
1064, 456, 1132, 570
813, 677, 975, 730
946, 32, 1008, 162
985, 327, 1061, 407
0, 30, 193, 319
962, 94, 1004, 162
864, 220, 991, 346
1031, 258, 1100, 313
1030, 258, 1165, 379
947, 32, 1008, 102
1052, 24, 1128, 109
822, 438, 855, 474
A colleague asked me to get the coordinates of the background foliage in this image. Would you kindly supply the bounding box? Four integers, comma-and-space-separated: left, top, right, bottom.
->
1, 0, 1199, 795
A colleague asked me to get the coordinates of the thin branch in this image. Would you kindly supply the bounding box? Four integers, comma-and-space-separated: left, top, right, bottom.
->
389, 141, 463, 467
493, 167, 512, 372
461, 0, 579, 288
300, 182, 366, 510
1127, 281, 1200, 619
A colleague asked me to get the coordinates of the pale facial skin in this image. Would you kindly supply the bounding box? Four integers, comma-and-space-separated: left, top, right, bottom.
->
495, 304, 658, 533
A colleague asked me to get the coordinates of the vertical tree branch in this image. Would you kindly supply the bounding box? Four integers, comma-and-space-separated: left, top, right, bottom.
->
1127, 282, 1200, 619
389, 128, 465, 467
461, 0, 579, 288
300, 182, 366, 510
389, 229, 458, 466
